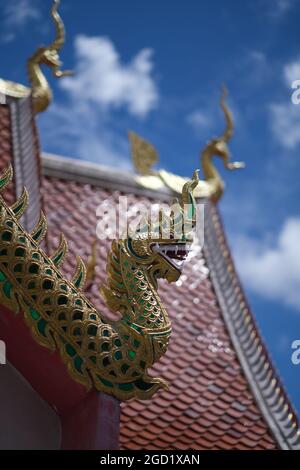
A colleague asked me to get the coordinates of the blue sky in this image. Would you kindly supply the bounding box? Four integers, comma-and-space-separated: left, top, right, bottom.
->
1, 0, 300, 415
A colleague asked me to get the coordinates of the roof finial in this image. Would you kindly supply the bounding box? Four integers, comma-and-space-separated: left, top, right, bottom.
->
200, 85, 245, 203
0, 0, 73, 109
27, 0, 73, 113
129, 86, 245, 202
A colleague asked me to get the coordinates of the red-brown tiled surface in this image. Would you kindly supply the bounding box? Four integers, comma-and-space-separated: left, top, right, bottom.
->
41, 175, 277, 450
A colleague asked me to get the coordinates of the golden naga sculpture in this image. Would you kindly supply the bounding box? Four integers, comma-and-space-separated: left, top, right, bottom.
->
0, 0, 72, 113
130, 87, 245, 203
0, 166, 199, 400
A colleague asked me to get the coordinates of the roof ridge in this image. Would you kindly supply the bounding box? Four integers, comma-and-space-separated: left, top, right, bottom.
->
203, 201, 300, 450
42, 153, 173, 199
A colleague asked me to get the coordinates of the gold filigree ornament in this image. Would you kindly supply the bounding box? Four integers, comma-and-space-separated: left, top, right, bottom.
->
130, 86, 245, 203
0, 0, 72, 113
0, 166, 199, 400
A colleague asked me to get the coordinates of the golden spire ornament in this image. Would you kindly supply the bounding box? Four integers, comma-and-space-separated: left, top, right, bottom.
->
0, 0, 72, 113
130, 86, 245, 203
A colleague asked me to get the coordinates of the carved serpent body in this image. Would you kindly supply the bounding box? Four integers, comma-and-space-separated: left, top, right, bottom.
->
0, 166, 198, 400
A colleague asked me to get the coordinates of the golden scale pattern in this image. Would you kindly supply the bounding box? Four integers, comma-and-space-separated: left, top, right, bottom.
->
0, 165, 198, 400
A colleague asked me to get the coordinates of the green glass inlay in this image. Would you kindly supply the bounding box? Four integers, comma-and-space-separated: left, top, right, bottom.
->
140, 360, 146, 369
121, 364, 130, 374
102, 357, 110, 367
133, 339, 140, 348
126, 321, 142, 333
74, 272, 83, 287
43, 279, 53, 290
135, 380, 153, 391
114, 351, 122, 360
0, 270, 7, 281
29, 263, 39, 274
74, 356, 83, 372
37, 319, 47, 335
2, 231, 12, 242
128, 350, 136, 360
73, 310, 83, 321
90, 314, 97, 321
53, 251, 64, 265
101, 342, 109, 352
114, 339, 121, 347
32, 227, 43, 241
58, 295, 68, 305
118, 383, 134, 391
15, 247, 25, 257
3, 280, 12, 298
14, 263, 22, 273
66, 344, 76, 357
103, 329, 110, 337
13, 201, 25, 216
88, 325, 97, 336
29, 308, 40, 320
99, 377, 113, 388
32, 253, 40, 260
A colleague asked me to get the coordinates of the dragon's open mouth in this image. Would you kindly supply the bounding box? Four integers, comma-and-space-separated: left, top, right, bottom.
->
152, 242, 191, 270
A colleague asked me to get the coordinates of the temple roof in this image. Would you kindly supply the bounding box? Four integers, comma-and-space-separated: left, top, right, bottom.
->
42, 154, 300, 450
0, 99, 300, 450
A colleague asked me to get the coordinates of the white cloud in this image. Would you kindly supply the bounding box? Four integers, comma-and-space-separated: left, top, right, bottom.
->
265, 0, 295, 18
40, 35, 159, 168
273, 0, 294, 14
233, 217, 300, 311
186, 110, 212, 134
270, 102, 300, 149
40, 100, 132, 169
60, 35, 159, 118
269, 57, 300, 149
284, 57, 300, 85
1, 0, 40, 43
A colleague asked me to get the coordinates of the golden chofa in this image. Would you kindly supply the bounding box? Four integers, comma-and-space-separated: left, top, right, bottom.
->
130, 86, 245, 203
0, 166, 198, 400
0, 0, 72, 113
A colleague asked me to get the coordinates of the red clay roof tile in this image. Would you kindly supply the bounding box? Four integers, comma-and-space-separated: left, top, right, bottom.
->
40, 174, 281, 450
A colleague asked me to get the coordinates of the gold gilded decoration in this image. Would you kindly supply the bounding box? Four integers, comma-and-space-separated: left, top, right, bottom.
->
130, 86, 245, 203
0, 166, 198, 400
0, 0, 72, 113
86, 238, 98, 284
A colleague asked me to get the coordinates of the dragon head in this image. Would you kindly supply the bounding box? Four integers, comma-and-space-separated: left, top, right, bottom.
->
123, 171, 199, 284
